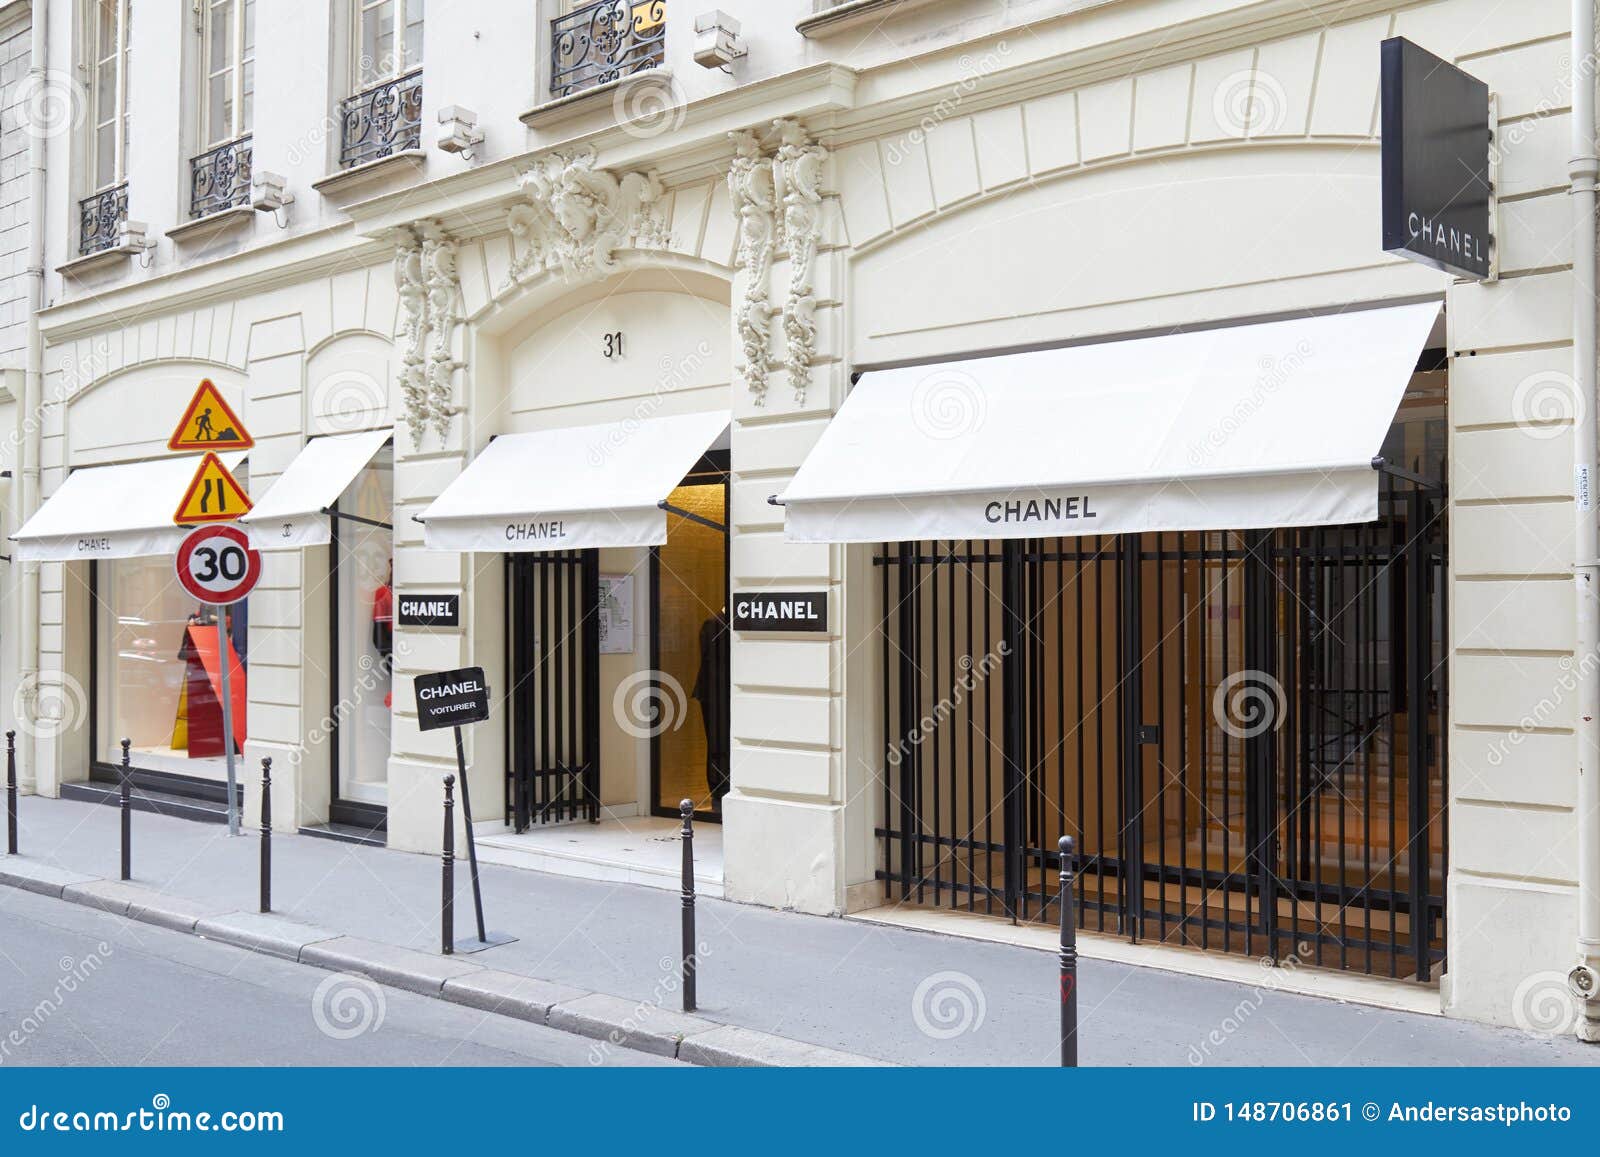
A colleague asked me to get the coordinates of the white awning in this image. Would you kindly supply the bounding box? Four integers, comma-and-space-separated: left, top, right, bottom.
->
780, 302, 1439, 543
13, 451, 248, 562
240, 428, 392, 549
420, 410, 731, 552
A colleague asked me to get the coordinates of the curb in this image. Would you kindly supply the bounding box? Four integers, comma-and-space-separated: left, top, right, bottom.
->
0, 859, 888, 1067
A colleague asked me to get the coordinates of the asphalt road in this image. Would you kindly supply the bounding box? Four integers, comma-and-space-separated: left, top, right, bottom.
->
0, 888, 679, 1067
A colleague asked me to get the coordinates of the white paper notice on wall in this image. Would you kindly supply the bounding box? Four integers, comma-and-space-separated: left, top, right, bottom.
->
1579, 464, 1592, 513
598, 573, 635, 654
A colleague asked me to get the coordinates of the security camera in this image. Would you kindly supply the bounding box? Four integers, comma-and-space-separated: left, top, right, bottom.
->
437, 106, 484, 158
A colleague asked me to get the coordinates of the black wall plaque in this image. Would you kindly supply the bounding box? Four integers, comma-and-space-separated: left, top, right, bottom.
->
731, 591, 828, 632
397, 593, 461, 627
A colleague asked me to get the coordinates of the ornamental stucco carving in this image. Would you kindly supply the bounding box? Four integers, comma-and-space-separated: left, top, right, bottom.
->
727, 122, 828, 406
392, 225, 430, 448
505, 147, 667, 284
772, 119, 826, 405
420, 221, 464, 444
393, 220, 464, 448
727, 129, 776, 404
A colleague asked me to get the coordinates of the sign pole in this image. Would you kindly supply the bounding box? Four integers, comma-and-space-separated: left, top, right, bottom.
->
412, 665, 512, 953
218, 602, 239, 836
174, 528, 259, 834
454, 725, 488, 944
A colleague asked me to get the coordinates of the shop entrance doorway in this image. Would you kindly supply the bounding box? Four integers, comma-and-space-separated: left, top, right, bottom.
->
875, 415, 1448, 981
650, 451, 730, 821
506, 549, 600, 829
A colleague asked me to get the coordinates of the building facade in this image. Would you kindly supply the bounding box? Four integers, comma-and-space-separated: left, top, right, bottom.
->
0, 0, 1593, 1037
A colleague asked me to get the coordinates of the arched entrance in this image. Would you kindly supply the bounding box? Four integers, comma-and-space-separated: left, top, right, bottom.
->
442, 262, 734, 892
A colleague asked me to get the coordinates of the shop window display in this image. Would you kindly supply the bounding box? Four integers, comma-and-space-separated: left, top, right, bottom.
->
101, 554, 248, 777
333, 446, 394, 806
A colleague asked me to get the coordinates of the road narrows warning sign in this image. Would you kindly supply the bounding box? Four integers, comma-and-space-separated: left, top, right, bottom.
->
169, 379, 254, 451
174, 452, 253, 525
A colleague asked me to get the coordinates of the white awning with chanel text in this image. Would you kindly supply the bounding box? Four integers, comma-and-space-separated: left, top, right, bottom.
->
779, 303, 1440, 543
419, 410, 731, 553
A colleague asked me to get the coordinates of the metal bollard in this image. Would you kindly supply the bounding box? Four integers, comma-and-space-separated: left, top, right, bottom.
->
259, 757, 273, 914
441, 775, 456, 956
1059, 834, 1078, 1068
680, 798, 697, 1012
119, 738, 132, 882
5, 730, 16, 856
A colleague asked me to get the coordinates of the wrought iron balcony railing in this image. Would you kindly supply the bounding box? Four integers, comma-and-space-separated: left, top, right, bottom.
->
551, 0, 666, 99
338, 70, 423, 169
79, 183, 128, 255
190, 136, 253, 218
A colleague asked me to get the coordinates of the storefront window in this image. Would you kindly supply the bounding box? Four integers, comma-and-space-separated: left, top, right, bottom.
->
100, 555, 248, 777
653, 474, 728, 816
333, 445, 394, 806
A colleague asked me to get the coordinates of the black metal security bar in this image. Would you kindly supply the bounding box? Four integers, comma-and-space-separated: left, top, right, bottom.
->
79, 183, 128, 255
550, 0, 666, 99
875, 473, 1448, 981
338, 70, 422, 169
507, 550, 601, 829
190, 136, 253, 217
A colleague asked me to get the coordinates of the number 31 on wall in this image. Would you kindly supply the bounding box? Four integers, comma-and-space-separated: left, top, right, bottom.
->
602, 331, 624, 359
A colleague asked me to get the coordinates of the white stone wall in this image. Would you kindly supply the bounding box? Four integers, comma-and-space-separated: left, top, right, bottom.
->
34, 263, 399, 834
1432, 13, 1581, 1029
0, 6, 30, 371
814, 0, 1581, 1022
16, 0, 1594, 1028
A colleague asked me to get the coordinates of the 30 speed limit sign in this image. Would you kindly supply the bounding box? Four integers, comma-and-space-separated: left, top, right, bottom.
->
175, 524, 262, 605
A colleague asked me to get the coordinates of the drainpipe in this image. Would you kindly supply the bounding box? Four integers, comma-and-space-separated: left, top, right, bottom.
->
1569, 0, 1600, 1042
14, 0, 46, 796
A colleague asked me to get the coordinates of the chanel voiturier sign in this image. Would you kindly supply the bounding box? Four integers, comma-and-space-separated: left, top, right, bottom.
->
732, 591, 827, 632
397, 593, 460, 627
413, 666, 491, 732
1380, 36, 1491, 280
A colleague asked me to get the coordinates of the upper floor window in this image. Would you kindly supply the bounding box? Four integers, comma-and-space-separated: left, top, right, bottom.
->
337, 0, 423, 169
551, 0, 665, 99
88, 0, 131, 192
80, 0, 131, 255
202, 0, 255, 146
356, 0, 423, 86
189, 0, 255, 217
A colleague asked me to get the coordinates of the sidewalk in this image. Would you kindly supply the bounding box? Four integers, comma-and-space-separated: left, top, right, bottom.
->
4, 796, 1597, 1066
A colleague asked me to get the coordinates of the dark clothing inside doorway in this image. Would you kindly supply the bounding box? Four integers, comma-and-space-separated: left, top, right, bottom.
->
692, 611, 731, 804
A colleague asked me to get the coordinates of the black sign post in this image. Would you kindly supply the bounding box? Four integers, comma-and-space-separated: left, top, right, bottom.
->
414, 666, 515, 953
1380, 36, 1492, 280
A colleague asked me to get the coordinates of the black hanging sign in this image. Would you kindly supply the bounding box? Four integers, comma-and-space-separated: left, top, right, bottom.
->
731, 590, 828, 632
413, 666, 491, 732
1380, 36, 1492, 280
397, 593, 461, 627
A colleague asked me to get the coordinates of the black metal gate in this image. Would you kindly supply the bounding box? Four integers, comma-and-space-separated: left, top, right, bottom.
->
876, 473, 1447, 980
506, 550, 600, 829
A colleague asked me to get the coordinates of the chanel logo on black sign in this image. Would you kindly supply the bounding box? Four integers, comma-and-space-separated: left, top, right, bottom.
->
413, 666, 490, 732
397, 594, 461, 627
731, 591, 827, 633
